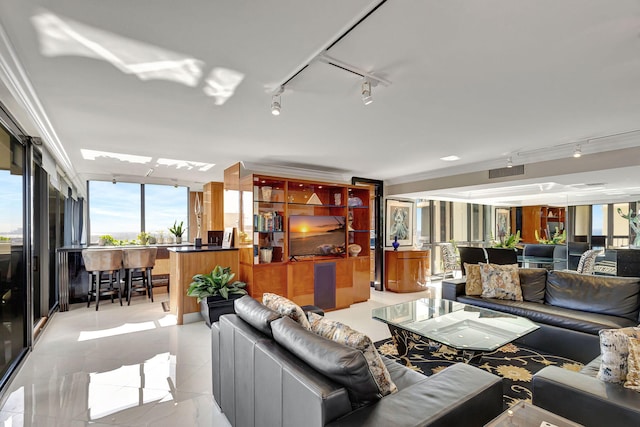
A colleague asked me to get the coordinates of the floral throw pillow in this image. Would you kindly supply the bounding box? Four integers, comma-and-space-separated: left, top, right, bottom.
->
598, 327, 640, 383
307, 312, 397, 396
262, 293, 311, 330
480, 263, 523, 301
624, 337, 640, 391
464, 263, 483, 296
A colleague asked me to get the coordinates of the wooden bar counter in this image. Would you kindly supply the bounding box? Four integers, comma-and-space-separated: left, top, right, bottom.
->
384, 249, 431, 293
169, 246, 239, 325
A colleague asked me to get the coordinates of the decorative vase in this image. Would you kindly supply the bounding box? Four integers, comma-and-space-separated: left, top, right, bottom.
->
261, 186, 272, 202
392, 236, 400, 251
348, 244, 362, 257
260, 248, 273, 263
334, 193, 341, 206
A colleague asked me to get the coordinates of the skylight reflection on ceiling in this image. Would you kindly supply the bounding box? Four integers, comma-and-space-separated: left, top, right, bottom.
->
31, 11, 204, 87
157, 158, 214, 171
81, 149, 151, 164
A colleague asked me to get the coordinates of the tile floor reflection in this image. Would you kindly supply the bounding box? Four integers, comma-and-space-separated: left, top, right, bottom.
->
0, 282, 440, 426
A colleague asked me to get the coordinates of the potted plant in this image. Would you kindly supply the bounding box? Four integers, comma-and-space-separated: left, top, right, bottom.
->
137, 231, 151, 245
186, 265, 247, 326
169, 220, 185, 244
98, 234, 116, 246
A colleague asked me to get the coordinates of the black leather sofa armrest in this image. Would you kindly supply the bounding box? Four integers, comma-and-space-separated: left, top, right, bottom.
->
533, 366, 640, 427
326, 363, 502, 427
442, 278, 467, 301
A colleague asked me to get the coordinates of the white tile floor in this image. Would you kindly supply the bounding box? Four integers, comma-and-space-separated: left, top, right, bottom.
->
0, 282, 440, 426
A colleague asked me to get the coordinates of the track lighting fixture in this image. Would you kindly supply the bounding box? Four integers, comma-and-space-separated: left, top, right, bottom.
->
573, 145, 582, 158
112, 178, 116, 184
361, 79, 373, 105
271, 94, 281, 116
271, 86, 284, 116
506, 157, 513, 168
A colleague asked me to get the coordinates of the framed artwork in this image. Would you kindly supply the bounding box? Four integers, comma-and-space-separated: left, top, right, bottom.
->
495, 208, 511, 240
222, 227, 235, 249
385, 199, 414, 247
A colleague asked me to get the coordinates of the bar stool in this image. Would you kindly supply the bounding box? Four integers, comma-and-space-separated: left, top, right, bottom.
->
122, 247, 157, 305
82, 249, 123, 311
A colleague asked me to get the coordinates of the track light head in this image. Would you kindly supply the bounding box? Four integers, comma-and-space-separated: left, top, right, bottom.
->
506, 157, 513, 168
271, 95, 281, 116
573, 145, 582, 158
112, 178, 116, 184
361, 79, 373, 105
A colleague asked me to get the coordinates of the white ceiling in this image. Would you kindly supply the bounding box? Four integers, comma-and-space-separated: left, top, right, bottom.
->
1, 0, 640, 203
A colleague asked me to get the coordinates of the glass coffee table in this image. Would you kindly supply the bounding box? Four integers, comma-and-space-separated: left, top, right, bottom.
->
485, 401, 583, 426
372, 298, 539, 361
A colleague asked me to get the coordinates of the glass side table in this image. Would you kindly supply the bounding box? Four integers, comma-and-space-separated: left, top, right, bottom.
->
485, 401, 583, 427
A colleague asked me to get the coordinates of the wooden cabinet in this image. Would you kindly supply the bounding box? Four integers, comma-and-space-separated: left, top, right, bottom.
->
384, 250, 430, 293
517, 206, 566, 243
224, 163, 371, 309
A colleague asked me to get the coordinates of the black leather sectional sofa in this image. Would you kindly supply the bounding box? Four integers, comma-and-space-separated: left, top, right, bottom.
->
211, 295, 503, 427
443, 268, 640, 426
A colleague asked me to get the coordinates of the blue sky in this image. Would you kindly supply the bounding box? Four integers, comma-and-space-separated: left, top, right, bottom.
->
89, 181, 187, 240
0, 171, 23, 236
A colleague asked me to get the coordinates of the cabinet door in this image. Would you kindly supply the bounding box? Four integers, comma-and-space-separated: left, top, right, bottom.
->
252, 264, 287, 302
352, 257, 371, 302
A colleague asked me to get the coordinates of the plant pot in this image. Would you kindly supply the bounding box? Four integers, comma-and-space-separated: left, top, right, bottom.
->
200, 294, 243, 327
175, 236, 183, 244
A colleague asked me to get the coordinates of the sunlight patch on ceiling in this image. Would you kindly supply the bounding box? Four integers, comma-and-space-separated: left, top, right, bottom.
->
157, 158, 214, 171
81, 149, 151, 164
31, 11, 204, 86
203, 67, 245, 105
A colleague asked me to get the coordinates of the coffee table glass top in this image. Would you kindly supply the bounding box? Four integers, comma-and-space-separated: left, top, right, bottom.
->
372, 298, 539, 351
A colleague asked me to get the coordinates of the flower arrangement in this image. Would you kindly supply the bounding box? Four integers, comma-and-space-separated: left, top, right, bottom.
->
535, 227, 566, 245
491, 230, 521, 248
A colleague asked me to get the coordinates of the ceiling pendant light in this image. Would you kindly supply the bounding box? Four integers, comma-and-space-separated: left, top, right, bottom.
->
361, 79, 373, 105
506, 156, 513, 168
573, 145, 582, 158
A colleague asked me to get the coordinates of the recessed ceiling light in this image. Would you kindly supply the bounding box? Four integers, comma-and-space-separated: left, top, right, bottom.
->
440, 155, 460, 161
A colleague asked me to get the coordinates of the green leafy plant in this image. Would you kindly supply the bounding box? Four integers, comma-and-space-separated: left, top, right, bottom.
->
169, 220, 185, 238
491, 230, 521, 248
0, 236, 10, 242
187, 265, 247, 302
535, 227, 566, 244
137, 232, 151, 245
99, 234, 116, 245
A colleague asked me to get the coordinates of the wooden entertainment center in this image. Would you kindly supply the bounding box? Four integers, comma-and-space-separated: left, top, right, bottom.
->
224, 163, 372, 310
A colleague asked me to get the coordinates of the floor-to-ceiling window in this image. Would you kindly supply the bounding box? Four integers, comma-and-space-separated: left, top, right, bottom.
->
89, 181, 141, 243
88, 181, 188, 244
0, 126, 27, 387
144, 184, 188, 239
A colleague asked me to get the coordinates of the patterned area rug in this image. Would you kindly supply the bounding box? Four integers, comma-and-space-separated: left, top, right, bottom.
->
375, 335, 583, 408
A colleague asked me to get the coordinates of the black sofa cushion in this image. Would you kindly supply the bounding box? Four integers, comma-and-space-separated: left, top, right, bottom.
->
545, 271, 640, 321
519, 268, 547, 303
271, 316, 381, 408
457, 296, 638, 335
234, 295, 281, 337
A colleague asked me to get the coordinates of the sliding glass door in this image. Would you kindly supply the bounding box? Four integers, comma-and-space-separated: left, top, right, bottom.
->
0, 127, 27, 388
